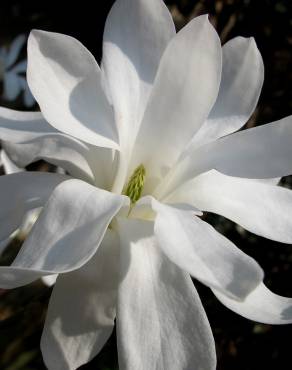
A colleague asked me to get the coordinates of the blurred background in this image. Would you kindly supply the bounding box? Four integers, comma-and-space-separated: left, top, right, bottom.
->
0, 0, 291, 369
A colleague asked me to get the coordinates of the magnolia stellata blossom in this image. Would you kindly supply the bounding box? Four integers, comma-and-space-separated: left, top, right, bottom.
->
1, 0, 292, 369
0, 34, 35, 107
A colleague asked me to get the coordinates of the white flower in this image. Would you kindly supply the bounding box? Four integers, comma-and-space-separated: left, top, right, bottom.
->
0, 0, 292, 369
0, 34, 35, 107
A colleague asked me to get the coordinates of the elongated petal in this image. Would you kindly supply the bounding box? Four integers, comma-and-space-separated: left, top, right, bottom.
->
0, 179, 125, 288
0, 107, 54, 142
168, 170, 292, 243
0, 172, 66, 241
42, 275, 57, 287
3, 136, 116, 188
5, 34, 26, 68
102, 0, 175, 146
189, 37, 264, 149
0, 233, 15, 255
152, 200, 263, 299
84, 145, 117, 189
0, 149, 21, 173
41, 230, 119, 370
27, 30, 118, 149
132, 15, 222, 188
3, 134, 94, 183
212, 115, 292, 178
213, 283, 292, 324
117, 218, 216, 370
0, 108, 109, 183
157, 115, 292, 197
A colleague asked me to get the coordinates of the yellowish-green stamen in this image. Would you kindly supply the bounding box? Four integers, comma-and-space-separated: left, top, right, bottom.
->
124, 164, 146, 205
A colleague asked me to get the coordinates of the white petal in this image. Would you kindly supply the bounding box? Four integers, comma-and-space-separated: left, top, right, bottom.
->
0, 107, 102, 183
157, 115, 292, 197
131, 15, 222, 189
18, 208, 42, 238
117, 218, 216, 370
41, 230, 119, 370
255, 178, 281, 185
3, 72, 22, 100
5, 34, 26, 68
0, 107, 54, 142
212, 115, 292, 178
27, 30, 118, 149
0, 233, 15, 256
189, 37, 264, 149
1, 149, 22, 173
102, 0, 175, 146
132, 195, 202, 221
0, 179, 125, 288
41, 275, 57, 287
213, 283, 292, 324
84, 145, 117, 189
103, 0, 175, 193
168, 170, 292, 243
3, 134, 95, 183
0, 172, 66, 241
152, 200, 263, 299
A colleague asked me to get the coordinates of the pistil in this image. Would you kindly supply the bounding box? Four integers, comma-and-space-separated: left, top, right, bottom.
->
123, 164, 146, 205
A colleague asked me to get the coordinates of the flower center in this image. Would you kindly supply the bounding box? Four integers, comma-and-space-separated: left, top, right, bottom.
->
123, 164, 145, 205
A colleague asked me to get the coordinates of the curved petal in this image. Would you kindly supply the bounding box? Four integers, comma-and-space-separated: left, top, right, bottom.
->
0, 179, 125, 289
85, 145, 117, 189
5, 34, 26, 68
0, 107, 54, 142
157, 115, 292, 198
167, 170, 292, 243
213, 283, 292, 324
0, 149, 22, 173
0, 172, 66, 241
211, 115, 292, 178
3, 134, 95, 183
117, 218, 216, 370
0, 234, 15, 256
41, 230, 119, 370
27, 30, 118, 149
102, 0, 175, 146
42, 274, 57, 287
189, 37, 264, 149
131, 15, 222, 190
152, 200, 264, 300
0, 108, 111, 184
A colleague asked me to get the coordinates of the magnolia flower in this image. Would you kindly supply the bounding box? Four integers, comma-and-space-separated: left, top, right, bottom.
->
1, 0, 292, 369
0, 34, 35, 107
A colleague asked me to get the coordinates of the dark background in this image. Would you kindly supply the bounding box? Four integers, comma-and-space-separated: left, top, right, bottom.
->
0, 1, 292, 369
